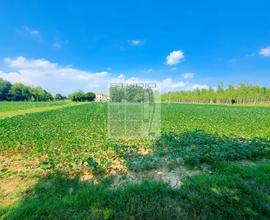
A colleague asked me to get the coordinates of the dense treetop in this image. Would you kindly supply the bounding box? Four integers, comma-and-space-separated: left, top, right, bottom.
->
68, 91, 96, 102
110, 85, 154, 102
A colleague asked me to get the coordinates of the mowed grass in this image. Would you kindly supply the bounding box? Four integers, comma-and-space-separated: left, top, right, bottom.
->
0, 101, 84, 119
0, 103, 270, 219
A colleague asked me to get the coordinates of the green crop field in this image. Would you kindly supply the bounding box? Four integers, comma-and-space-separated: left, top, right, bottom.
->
1, 102, 270, 219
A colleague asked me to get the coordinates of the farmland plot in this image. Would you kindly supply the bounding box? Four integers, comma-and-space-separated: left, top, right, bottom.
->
0, 103, 270, 219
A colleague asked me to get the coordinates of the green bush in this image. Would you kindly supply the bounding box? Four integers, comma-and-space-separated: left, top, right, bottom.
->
0, 78, 12, 100
68, 91, 95, 102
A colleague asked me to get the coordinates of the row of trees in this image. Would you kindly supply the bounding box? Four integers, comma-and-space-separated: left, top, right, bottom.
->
0, 79, 54, 101
161, 83, 270, 104
110, 85, 154, 102
0, 78, 95, 102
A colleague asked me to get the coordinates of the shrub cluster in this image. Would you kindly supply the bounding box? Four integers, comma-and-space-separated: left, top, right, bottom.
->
54, 93, 66, 101
68, 91, 96, 102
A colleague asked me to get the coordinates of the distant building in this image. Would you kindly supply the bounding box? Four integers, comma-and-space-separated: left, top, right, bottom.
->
95, 93, 110, 102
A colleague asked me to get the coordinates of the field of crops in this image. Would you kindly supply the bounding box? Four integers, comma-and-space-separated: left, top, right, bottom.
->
1, 102, 270, 219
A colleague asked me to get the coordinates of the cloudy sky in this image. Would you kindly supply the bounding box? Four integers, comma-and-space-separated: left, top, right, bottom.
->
0, 0, 270, 94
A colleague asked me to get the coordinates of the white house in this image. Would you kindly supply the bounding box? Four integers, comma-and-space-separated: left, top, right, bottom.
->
95, 93, 110, 102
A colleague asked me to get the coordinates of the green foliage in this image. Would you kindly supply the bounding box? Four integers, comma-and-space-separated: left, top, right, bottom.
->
68, 91, 85, 101
155, 131, 270, 167
125, 85, 144, 102
161, 103, 270, 138
8, 83, 32, 101
0, 79, 53, 101
110, 85, 154, 102
29, 87, 53, 101
0, 79, 96, 102
68, 91, 96, 102
0, 78, 12, 101
54, 93, 66, 101
83, 92, 96, 101
162, 83, 270, 104
1, 103, 270, 172
110, 86, 125, 102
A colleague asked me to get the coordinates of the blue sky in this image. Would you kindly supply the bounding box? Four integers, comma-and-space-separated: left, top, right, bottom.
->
0, 0, 270, 94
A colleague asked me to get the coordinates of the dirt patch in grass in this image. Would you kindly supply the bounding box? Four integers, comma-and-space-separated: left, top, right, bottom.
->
0, 176, 36, 207
0, 154, 46, 178
111, 166, 201, 188
137, 145, 153, 156
0, 154, 47, 207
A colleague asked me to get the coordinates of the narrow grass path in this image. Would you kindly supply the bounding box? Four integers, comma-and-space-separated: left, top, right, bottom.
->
0, 102, 88, 119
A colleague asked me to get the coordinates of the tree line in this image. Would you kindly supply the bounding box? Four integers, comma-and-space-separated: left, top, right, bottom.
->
161, 83, 270, 104
0, 78, 96, 102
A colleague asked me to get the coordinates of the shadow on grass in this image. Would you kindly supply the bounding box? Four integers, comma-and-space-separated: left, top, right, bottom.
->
2, 130, 270, 219
114, 130, 270, 171
3, 162, 270, 220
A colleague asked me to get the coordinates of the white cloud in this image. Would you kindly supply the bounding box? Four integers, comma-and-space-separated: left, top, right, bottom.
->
182, 72, 194, 79
158, 78, 187, 91
52, 39, 69, 48
166, 50, 184, 65
0, 56, 208, 95
141, 68, 153, 73
1, 57, 108, 94
169, 67, 177, 71
259, 46, 270, 57
128, 39, 144, 46
31, 30, 40, 35
52, 42, 61, 48
21, 26, 41, 38
4, 56, 56, 69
